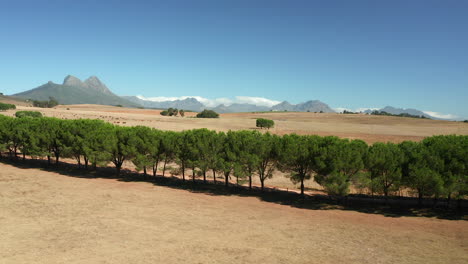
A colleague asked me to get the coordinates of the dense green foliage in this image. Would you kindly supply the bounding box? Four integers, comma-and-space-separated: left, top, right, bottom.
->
31, 97, 59, 108
0, 103, 16, 111
160, 108, 179, 116
196, 109, 219, 118
15, 111, 43, 118
0, 115, 466, 206
256, 118, 275, 129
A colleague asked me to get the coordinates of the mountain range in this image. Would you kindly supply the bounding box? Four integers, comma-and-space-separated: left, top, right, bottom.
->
10, 75, 452, 119
13, 75, 139, 107
363, 106, 433, 118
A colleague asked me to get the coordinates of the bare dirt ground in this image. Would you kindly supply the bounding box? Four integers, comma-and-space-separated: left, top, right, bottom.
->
2, 104, 467, 144
0, 163, 467, 264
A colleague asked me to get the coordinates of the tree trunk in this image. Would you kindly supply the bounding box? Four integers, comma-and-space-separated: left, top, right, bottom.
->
225, 172, 229, 187
47, 155, 51, 166
418, 191, 423, 207
260, 178, 264, 191
300, 178, 305, 196
181, 164, 185, 182
192, 168, 195, 182
84, 157, 89, 170
143, 166, 147, 177
162, 159, 167, 177
116, 165, 121, 176
55, 153, 59, 165
203, 171, 206, 183
212, 169, 216, 184
249, 175, 252, 189
152, 164, 157, 177
22, 152, 26, 161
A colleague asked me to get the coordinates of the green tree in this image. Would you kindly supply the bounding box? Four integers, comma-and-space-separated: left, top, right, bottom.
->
366, 142, 404, 198
256, 118, 275, 129
279, 134, 321, 196
196, 109, 219, 118
108, 126, 137, 175
132, 126, 155, 177
315, 138, 368, 197
231, 130, 260, 189
254, 132, 280, 191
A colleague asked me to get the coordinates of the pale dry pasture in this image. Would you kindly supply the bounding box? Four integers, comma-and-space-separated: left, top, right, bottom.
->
2, 104, 468, 145
0, 163, 467, 264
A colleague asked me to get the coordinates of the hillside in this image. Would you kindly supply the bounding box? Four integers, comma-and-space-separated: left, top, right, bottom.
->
13, 75, 140, 107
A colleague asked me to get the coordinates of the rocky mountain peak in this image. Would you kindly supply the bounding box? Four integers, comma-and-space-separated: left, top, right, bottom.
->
84, 76, 112, 94
63, 75, 84, 87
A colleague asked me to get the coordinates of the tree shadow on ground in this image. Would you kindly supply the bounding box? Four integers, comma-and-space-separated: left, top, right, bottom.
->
2, 157, 466, 220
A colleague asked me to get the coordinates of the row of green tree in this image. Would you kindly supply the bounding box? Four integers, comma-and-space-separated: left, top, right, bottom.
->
30, 97, 59, 108
160, 108, 185, 117
0, 102, 16, 111
370, 110, 429, 119
0, 115, 466, 206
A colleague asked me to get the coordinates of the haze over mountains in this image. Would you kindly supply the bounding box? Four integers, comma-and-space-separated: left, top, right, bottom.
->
10, 75, 456, 120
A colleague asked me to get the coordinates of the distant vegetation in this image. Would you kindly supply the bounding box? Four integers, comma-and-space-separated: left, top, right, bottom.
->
0, 102, 16, 111
342, 110, 358, 114
31, 97, 59, 108
15, 111, 43, 118
196, 109, 219, 118
160, 108, 180, 116
370, 110, 428, 119
256, 118, 275, 129
0, 115, 466, 208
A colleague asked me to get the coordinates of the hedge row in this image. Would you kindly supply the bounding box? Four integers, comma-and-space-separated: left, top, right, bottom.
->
0, 115, 466, 206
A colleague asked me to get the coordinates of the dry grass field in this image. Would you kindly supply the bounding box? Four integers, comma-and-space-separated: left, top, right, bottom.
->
2, 104, 468, 144
1, 104, 467, 263
1, 162, 467, 264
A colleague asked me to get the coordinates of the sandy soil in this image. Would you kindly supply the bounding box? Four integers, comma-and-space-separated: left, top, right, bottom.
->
0, 163, 466, 264
1, 104, 467, 144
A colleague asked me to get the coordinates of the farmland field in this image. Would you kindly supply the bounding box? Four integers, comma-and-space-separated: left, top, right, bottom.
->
2, 104, 468, 144
0, 162, 467, 264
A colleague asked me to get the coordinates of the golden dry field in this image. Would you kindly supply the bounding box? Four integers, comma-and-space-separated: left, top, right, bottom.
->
1, 105, 467, 263
0, 162, 467, 264
2, 104, 468, 144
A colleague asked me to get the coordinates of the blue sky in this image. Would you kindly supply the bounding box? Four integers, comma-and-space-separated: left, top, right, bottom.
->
1, 0, 467, 119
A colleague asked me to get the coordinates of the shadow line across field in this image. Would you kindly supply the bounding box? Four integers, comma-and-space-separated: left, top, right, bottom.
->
1, 157, 466, 220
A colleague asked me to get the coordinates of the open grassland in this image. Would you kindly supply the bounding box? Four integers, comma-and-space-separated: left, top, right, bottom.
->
0, 163, 467, 264
2, 104, 468, 144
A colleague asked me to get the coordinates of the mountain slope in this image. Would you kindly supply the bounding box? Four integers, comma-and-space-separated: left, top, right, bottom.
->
123, 96, 205, 111
13, 75, 139, 107
364, 106, 436, 119
271, 100, 335, 112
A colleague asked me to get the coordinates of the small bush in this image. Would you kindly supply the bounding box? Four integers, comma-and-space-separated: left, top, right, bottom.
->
196, 109, 219, 118
32, 97, 59, 108
160, 108, 179, 116
15, 111, 43, 118
256, 118, 274, 129
0, 102, 16, 111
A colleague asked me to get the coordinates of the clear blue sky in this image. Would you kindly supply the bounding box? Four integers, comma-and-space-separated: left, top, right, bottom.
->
1, 0, 467, 119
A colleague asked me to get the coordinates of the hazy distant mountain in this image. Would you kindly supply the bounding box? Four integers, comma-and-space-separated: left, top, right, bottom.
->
210, 103, 270, 113
131, 96, 335, 113
123, 96, 205, 111
271, 101, 295, 111
364, 106, 434, 118
13, 75, 139, 107
271, 100, 335, 112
